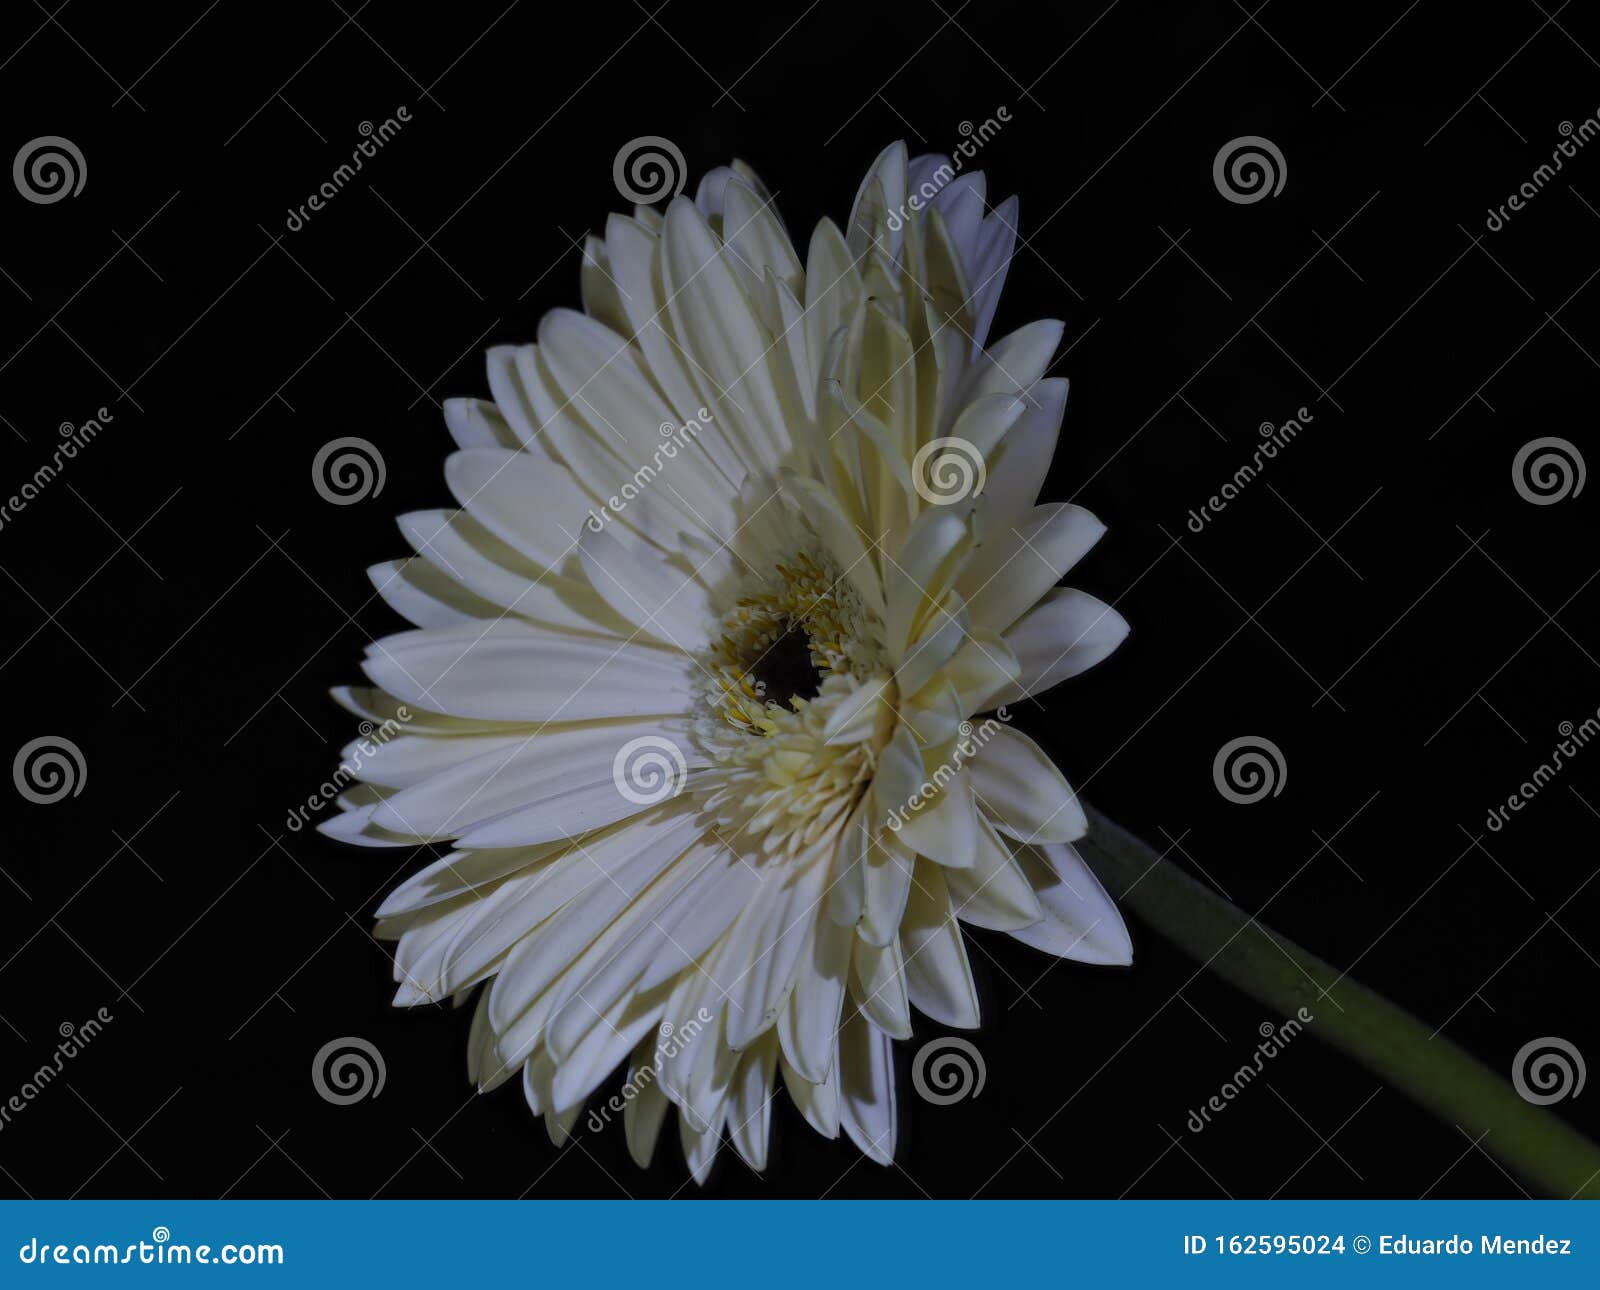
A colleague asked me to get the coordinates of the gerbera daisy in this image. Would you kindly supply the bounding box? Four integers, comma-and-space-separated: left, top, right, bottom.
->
323, 141, 1132, 1181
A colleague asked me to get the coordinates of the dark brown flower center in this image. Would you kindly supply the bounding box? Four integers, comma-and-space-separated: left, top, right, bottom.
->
748, 620, 823, 711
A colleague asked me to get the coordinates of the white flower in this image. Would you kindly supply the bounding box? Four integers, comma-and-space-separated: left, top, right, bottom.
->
325, 142, 1132, 1181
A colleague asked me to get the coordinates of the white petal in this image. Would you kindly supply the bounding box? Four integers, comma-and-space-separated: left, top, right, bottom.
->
900, 859, 981, 1029
368, 558, 498, 629
485, 805, 702, 1030
443, 397, 519, 451
1009, 841, 1133, 966
988, 588, 1130, 706
368, 717, 699, 842
661, 197, 788, 472
962, 503, 1106, 634
967, 726, 1087, 844
778, 915, 851, 1083
623, 1064, 671, 1168
725, 848, 831, 1050
782, 1051, 840, 1139
945, 814, 1045, 931
444, 450, 587, 571
850, 935, 912, 1040
680, 1103, 726, 1186
363, 622, 694, 724
838, 1008, 897, 1166
577, 523, 715, 652
894, 765, 981, 870
980, 378, 1066, 530
728, 1032, 779, 1171
376, 846, 559, 919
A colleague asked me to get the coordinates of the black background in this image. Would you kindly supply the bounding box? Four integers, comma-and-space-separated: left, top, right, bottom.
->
1, 0, 1598, 1200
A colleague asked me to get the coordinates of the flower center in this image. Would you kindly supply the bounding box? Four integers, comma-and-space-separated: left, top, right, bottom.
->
690, 545, 895, 859
703, 548, 878, 736
748, 620, 823, 711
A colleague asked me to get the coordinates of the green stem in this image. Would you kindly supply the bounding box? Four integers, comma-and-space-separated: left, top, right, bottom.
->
1080, 804, 1600, 1199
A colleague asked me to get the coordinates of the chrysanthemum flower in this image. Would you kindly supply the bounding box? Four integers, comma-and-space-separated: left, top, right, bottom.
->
324, 142, 1132, 1181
